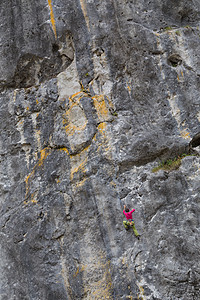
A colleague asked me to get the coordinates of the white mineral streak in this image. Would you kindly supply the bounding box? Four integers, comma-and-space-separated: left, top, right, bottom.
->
58, 34, 74, 61
91, 50, 113, 97
167, 91, 191, 140
16, 118, 31, 167
197, 111, 200, 122
157, 33, 192, 140
31, 112, 41, 151
57, 58, 80, 101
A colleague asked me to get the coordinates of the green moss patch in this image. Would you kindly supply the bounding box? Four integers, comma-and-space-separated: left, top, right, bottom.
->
152, 154, 198, 173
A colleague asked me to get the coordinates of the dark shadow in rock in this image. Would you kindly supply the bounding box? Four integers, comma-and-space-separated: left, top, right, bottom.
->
189, 132, 200, 148
168, 53, 182, 67
1, 31, 75, 89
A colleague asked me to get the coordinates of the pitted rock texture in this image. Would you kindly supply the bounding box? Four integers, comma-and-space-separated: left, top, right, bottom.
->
0, 1, 200, 299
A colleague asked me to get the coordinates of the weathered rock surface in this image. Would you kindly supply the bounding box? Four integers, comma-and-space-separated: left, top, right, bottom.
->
0, 0, 200, 299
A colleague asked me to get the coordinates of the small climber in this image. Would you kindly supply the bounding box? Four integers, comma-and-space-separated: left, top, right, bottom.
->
123, 205, 140, 238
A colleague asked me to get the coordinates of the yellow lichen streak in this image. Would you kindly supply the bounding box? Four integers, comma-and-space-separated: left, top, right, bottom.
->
98, 122, 107, 136
24, 191, 39, 206
92, 94, 114, 160
92, 95, 109, 122
48, 0, 57, 39
70, 145, 90, 181
62, 90, 114, 184
73, 265, 86, 278
80, 0, 90, 31
59, 147, 70, 155
180, 129, 190, 140
38, 148, 50, 166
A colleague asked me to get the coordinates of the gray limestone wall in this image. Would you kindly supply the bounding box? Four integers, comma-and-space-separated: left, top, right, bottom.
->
0, 1, 200, 299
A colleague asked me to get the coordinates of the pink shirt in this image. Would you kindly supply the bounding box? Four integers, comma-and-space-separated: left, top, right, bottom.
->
123, 209, 135, 220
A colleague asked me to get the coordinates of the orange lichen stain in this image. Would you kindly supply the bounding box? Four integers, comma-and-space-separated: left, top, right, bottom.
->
80, 265, 86, 272
70, 145, 90, 181
93, 133, 97, 141
180, 129, 190, 139
62, 119, 67, 125
61, 91, 114, 184
26, 106, 29, 110
36, 99, 39, 104
59, 147, 69, 155
74, 266, 80, 277
31, 199, 38, 204
38, 148, 50, 166
177, 74, 180, 81
48, 0, 57, 38
24, 192, 38, 205
73, 265, 86, 277
56, 178, 60, 183
70, 156, 87, 181
98, 122, 107, 134
70, 143, 90, 162
69, 91, 86, 101
96, 123, 112, 160
64, 118, 87, 136
181, 71, 184, 77
92, 95, 109, 121
65, 92, 113, 138
63, 92, 88, 137
25, 172, 35, 198
75, 177, 88, 188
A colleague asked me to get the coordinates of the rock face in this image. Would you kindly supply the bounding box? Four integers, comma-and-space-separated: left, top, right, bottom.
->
0, 1, 200, 299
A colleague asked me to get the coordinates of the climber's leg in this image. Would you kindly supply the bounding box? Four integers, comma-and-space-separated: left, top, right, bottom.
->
130, 222, 139, 237
123, 221, 129, 230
